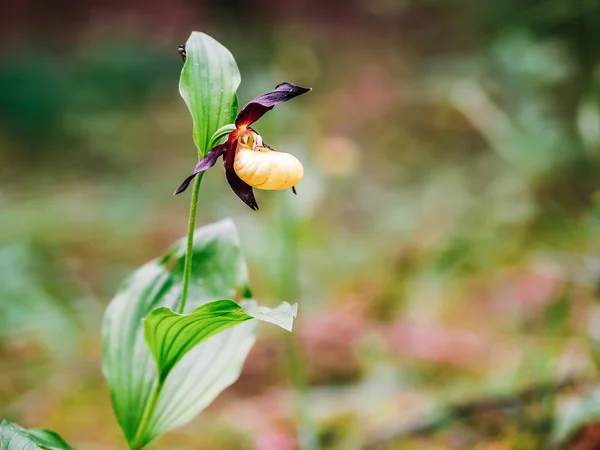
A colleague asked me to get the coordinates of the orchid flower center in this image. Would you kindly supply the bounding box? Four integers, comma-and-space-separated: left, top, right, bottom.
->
237, 130, 263, 151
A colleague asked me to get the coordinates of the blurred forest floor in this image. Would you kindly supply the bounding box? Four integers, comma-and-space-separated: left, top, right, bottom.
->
2, 0, 600, 448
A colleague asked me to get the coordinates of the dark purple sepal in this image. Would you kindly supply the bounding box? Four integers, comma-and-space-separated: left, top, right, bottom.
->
196, 143, 227, 172
173, 144, 227, 195
174, 173, 198, 195
225, 167, 259, 211
235, 82, 311, 127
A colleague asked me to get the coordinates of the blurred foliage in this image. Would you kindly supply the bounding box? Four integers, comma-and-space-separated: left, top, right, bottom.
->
1, 0, 600, 448
0, 41, 178, 168
0, 419, 74, 450
0, 243, 81, 355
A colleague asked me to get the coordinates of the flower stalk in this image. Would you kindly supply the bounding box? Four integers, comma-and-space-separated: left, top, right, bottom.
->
278, 194, 318, 450
130, 380, 164, 449
179, 172, 204, 314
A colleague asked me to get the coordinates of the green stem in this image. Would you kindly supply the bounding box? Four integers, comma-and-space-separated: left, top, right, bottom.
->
178, 172, 204, 314
131, 160, 204, 448
130, 380, 164, 449
278, 194, 318, 450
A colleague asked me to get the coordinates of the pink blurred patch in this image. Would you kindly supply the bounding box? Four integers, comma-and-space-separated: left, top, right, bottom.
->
300, 312, 369, 383
491, 264, 564, 316
327, 63, 398, 131
222, 388, 297, 450
254, 427, 296, 450
384, 321, 492, 367
222, 387, 293, 431
300, 312, 368, 353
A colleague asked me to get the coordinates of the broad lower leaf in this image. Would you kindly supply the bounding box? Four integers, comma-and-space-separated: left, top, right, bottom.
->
145, 300, 297, 383
179, 31, 240, 154
0, 420, 73, 450
102, 219, 294, 448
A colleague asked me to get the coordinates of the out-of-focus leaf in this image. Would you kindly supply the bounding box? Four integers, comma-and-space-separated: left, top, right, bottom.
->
179, 32, 240, 154
552, 388, 600, 443
492, 31, 571, 87
20, 430, 73, 450
0, 420, 73, 450
593, 190, 600, 217
0, 57, 68, 146
0, 244, 79, 356
145, 300, 296, 382
103, 220, 296, 448
577, 96, 600, 156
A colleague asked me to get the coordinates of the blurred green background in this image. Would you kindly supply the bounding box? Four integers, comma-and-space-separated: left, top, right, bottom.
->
2, 0, 600, 448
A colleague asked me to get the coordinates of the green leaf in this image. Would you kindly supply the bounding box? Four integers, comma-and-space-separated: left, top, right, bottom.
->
145, 300, 297, 383
0, 420, 73, 450
208, 123, 236, 149
102, 219, 296, 448
179, 31, 240, 155
242, 300, 298, 331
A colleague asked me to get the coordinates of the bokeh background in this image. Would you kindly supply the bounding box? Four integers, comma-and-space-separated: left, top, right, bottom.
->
2, 0, 600, 448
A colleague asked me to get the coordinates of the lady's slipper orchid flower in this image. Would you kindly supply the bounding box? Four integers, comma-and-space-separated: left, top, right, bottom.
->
174, 82, 311, 210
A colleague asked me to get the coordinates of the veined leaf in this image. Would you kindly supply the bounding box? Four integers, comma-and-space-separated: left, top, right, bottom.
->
179, 31, 240, 155
102, 219, 247, 445
102, 220, 297, 448
0, 420, 73, 450
145, 300, 297, 383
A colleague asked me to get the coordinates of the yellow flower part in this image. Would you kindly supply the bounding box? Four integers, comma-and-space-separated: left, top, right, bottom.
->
234, 142, 304, 190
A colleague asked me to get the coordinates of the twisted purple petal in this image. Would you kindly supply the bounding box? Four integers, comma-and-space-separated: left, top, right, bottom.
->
235, 82, 311, 128
174, 143, 227, 195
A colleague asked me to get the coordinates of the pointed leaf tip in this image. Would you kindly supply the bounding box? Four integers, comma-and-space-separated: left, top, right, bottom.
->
243, 301, 298, 332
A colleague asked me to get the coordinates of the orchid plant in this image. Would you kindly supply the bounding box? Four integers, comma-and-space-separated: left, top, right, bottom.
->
1, 31, 308, 450
175, 80, 311, 209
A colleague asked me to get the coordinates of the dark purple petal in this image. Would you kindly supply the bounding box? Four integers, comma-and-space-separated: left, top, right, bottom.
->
225, 166, 259, 211
173, 143, 227, 195
174, 173, 198, 195
196, 143, 227, 172
235, 82, 311, 127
